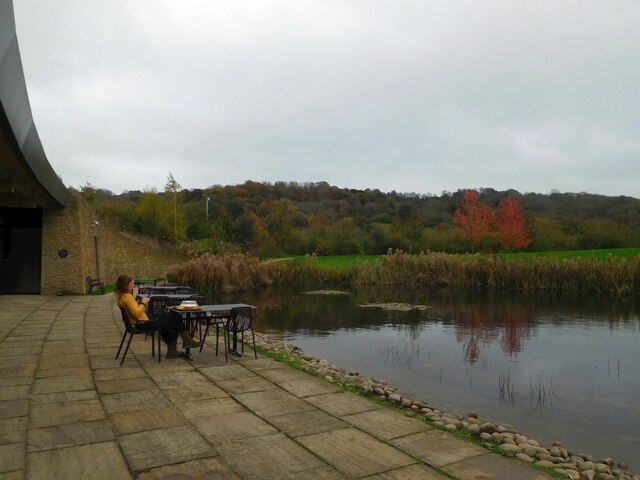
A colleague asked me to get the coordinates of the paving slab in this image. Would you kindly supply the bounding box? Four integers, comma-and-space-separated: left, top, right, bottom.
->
30, 390, 97, 405
101, 389, 171, 413
216, 376, 279, 394
0, 416, 27, 444
95, 377, 156, 394
1, 377, 32, 387
258, 366, 315, 383
363, 463, 450, 479
199, 364, 258, 381
161, 382, 228, 403
37, 353, 89, 369
135, 457, 242, 480
93, 366, 147, 381
27, 419, 114, 452
91, 354, 134, 369
194, 411, 278, 445
390, 430, 487, 468
118, 425, 215, 472
0, 400, 29, 419
305, 392, 382, 417
232, 389, 317, 418
0, 345, 42, 356
278, 378, 343, 397
34, 366, 92, 378
27, 441, 132, 480
29, 399, 106, 428
297, 427, 416, 478
0, 443, 24, 473
216, 432, 325, 480
109, 405, 186, 435
32, 375, 94, 394
0, 364, 37, 377
144, 361, 193, 375
343, 408, 432, 440
270, 408, 349, 438
441, 452, 555, 480
0, 469, 23, 480
0, 385, 30, 401
178, 397, 247, 419
238, 357, 287, 371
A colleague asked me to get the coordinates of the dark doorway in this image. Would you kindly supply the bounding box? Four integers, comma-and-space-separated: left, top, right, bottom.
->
0, 207, 42, 294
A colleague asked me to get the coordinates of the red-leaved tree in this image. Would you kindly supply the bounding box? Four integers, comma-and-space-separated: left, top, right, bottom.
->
453, 190, 496, 252
496, 197, 532, 251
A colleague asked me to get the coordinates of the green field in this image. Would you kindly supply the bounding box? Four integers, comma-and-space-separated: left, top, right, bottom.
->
277, 247, 640, 269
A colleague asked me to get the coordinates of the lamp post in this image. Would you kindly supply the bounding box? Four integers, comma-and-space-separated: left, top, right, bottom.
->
90, 220, 101, 292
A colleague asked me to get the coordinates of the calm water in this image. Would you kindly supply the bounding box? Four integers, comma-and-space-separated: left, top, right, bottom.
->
213, 285, 640, 469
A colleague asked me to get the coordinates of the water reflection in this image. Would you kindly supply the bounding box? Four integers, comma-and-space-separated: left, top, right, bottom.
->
210, 285, 640, 470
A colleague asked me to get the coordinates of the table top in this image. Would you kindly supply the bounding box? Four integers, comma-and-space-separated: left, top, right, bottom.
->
138, 285, 191, 292
171, 303, 256, 315
137, 292, 195, 297
134, 277, 165, 286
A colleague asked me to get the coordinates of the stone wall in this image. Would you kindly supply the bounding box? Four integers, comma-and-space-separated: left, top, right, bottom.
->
41, 193, 88, 294
41, 191, 186, 294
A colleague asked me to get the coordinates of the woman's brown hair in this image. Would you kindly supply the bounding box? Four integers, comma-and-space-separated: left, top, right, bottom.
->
114, 274, 134, 299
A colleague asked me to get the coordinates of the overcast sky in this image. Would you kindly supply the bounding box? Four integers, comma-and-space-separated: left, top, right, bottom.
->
12, 1, 640, 197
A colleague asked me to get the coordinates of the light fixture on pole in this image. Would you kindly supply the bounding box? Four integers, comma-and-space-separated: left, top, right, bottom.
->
90, 220, 101, 292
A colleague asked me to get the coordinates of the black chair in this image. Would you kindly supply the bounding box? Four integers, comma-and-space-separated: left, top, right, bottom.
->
174, 286, 192, 295
115, 307, 161, 365
224, 307, 257, 362
147, 295, 173, 320
198, 312, 228, 355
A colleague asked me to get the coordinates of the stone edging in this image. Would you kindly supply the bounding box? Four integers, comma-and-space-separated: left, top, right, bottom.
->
252, 332, 639, 480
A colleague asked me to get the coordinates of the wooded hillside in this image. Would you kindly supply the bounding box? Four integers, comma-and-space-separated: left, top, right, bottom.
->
83, 180, 640, 257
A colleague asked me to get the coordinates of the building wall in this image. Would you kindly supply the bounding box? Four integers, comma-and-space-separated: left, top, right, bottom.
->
41, 193, 88, 294
41, 191, 186, 294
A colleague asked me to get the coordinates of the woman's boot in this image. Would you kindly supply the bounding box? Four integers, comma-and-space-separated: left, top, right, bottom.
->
180, 331, 201, 349
166, 342, 181, 359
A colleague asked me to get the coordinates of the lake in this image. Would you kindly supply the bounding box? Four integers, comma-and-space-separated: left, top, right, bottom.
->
211, 285, 640, 470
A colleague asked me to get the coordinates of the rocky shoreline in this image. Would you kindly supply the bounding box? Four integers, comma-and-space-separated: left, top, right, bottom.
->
253, 332, 639, 480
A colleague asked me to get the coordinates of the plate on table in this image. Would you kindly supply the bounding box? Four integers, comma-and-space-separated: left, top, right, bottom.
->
175, 300, 201, 311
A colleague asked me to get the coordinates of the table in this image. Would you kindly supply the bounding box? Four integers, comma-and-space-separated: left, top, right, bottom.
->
170, 303, 256, 360
134, 277, 165, 287
137, 285, 192, 295
136, 293, 195, 303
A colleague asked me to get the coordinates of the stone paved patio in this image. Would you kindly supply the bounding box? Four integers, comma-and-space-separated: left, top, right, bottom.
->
0, 295, 555, 479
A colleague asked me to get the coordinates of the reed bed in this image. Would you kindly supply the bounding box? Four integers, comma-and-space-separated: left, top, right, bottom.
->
168, 250, 640, 297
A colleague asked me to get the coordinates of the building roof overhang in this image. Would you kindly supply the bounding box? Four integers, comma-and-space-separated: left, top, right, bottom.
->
0, 0, 70, 209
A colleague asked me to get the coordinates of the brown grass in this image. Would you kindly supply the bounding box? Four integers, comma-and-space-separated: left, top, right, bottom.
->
168, 250, 640, 297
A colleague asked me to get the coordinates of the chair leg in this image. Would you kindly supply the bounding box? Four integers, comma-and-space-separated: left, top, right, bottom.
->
120, 333, 134, 365
157, 332, 162, 363
200, 322, 211, 353
151, 332, 155, 357
215, 326, 219, 356
251, 329, 257, 359
115, 331, 127, 359
224, 328, 229, 363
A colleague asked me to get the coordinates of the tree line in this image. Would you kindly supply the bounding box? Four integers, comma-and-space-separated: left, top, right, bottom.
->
82, 178, 640, 257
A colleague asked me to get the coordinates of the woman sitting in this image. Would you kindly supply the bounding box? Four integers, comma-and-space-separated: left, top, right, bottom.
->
115, 274, 200, 359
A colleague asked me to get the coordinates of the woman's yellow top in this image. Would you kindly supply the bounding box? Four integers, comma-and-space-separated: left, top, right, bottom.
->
118, 293, 149, 326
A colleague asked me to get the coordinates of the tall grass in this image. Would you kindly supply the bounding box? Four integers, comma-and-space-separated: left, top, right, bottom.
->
168, 250, 640, 297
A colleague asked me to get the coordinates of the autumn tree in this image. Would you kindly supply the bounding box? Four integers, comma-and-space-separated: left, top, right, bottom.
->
453, 190, 496, 252
496, 197, 532, 251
